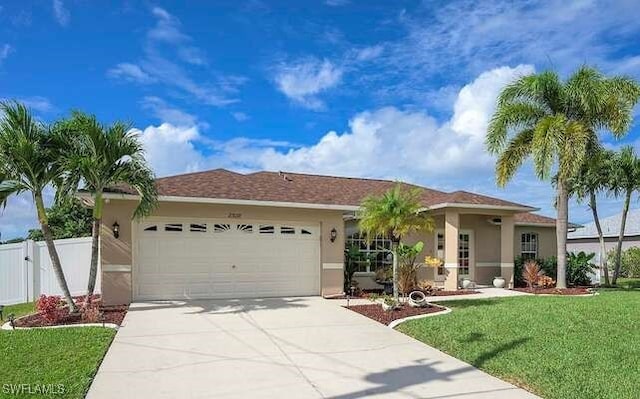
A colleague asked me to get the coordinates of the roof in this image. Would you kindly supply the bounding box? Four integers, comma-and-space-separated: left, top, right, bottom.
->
102, 169, 561, 226
568, 209, 640, 239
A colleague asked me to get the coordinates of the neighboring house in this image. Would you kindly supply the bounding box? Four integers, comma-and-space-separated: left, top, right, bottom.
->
568, 209, 640, 267
81, 169, 559, 305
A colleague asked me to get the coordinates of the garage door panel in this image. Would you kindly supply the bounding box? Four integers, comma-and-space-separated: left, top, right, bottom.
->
134, 218, 320, 300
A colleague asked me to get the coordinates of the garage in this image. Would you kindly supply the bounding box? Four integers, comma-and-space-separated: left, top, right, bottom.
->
134, 218, 321, 300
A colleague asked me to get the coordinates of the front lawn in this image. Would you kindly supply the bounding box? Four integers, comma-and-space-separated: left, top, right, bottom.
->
0, 305, 116, 399
397, 290, 639, 399
2, 302, 36, 320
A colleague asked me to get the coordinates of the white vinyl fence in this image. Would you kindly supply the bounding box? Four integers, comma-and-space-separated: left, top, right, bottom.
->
0, 237, 97, 305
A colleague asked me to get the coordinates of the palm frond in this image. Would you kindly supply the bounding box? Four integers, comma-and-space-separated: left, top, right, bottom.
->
495, 129, 533, 187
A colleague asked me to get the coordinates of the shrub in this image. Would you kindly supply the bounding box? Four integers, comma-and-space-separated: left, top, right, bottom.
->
81, 303, 101, 323
537, 275, 555, 288
609, 247, 640, 278
397, 242, 424, 294
522, 260, 543, 288
36, 295, 63, 324
567, 251, 597, 286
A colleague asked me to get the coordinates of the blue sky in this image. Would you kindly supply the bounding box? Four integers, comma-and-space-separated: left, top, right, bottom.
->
1, 0, 640, 240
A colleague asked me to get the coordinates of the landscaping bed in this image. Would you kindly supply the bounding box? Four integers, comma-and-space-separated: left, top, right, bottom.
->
345, 303, 447, 325
512, 287, 592, 295
330, 288, 478, 299
13, 304, 127, 328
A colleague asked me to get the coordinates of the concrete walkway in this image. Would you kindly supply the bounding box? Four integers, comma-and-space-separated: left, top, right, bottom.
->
87, 297, 538, 399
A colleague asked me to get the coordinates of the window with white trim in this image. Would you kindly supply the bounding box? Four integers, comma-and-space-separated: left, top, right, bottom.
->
458, 233, 470, 275
520, 233, 538, 260
345, 233, 392, 273
436, 233, 445, 275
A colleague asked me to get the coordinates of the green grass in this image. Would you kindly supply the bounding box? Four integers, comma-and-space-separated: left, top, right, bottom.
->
398, 290, 640, 399
616, 277, 640, 289
2, 302, 36, 321
0, 304, 116, 399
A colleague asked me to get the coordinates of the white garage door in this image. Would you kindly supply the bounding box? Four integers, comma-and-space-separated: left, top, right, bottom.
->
134, 218, 321, 300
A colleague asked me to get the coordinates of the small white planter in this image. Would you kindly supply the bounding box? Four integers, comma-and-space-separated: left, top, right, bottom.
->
408, 291, 428, 308
461, 278, 473, 289
493, 277, 506, 288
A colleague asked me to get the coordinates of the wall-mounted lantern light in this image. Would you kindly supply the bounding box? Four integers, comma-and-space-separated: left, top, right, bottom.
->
330, 227, 338, 243
112, 221, 120, 239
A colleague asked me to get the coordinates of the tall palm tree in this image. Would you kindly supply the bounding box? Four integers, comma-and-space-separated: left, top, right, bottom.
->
569, 148, 614, 285
358, 184, 434, 301
0, 101, 78, 312
609, 146, 640, 285
486, 67, 640, 288
57, 111, 158, 298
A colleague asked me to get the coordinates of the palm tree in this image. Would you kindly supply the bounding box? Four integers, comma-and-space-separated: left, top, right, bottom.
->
486, 67, 640, 288
358, 184, 434, 301
57, 111, 158, 298
0, 101, 78, 312
609, 146, 640, 285
569, 149, 614, 285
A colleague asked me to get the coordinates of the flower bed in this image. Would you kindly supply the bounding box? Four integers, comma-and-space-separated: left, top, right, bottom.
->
512, 287, 593, 295
345, 303, 447, 325
9, 295, 128, 328
329, 288, 478, 300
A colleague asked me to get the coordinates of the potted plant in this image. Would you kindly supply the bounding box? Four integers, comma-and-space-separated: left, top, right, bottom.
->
461, 278, 473, 289
493, 276, 506, 288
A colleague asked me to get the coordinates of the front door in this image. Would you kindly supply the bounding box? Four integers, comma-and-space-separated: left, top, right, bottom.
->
434, 230, 474, 283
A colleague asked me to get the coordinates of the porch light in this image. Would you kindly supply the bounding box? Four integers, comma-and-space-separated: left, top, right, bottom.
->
330, 228, 338, 242
112, 222, 120, 239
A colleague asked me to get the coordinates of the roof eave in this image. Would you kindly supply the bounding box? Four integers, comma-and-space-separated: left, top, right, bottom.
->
426, 202, 538, 213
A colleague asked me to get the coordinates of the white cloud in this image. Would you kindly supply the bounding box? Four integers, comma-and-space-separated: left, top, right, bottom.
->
274, 58, 343, 110
107, 63, 156, 84
354, 45, 384, 61
52, 0, 70, 26
140, 96, 201, 127
231, 112, 249, 122
324, 0, 349, 6
19, 96, 55, 113
0, 44, 12, 64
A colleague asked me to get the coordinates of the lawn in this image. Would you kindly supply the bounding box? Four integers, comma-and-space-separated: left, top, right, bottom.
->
397, 289, 640, 399
0, 303, 116, 399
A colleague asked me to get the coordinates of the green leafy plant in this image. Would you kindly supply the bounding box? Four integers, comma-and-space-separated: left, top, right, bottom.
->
27, 198, 92, 241
397, 241, 424, 295
608, 247, 640, 279
344, 245, 372, 293
567, 251, 597, 286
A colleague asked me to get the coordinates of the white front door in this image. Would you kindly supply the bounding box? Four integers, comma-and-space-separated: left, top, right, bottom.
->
134, 218, 321, 300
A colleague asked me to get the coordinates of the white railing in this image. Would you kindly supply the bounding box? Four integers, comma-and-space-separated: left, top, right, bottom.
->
0, 237, 96, 305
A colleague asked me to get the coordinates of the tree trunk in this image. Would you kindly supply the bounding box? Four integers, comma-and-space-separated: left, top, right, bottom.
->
556, 181, 568, 289
86, 192, 103, 300
613, 189, 632, 285
589, 191, 609, 286
392, 241, 399, 302
35, 193, 78, 313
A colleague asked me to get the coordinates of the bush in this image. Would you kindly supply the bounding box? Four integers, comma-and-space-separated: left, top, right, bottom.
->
567, 251, 597, 286
36, 295, 63, 324
537, 275, 555, 288
515, 256, 556, 286
397, 242, 424, 294
609, 247, 640, 278
81, 304, 101, 323
522, 260, 543, 288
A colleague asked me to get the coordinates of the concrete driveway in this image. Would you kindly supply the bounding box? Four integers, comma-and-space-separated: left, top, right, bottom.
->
87, 297, 538, 399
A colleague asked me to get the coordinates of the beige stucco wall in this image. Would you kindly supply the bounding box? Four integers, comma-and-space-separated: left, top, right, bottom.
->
515, 226, 557, 259
101, 199, 345, 305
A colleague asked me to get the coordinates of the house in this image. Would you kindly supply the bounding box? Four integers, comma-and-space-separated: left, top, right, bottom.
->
568, 209, 640, 267
83, 169, 559, 305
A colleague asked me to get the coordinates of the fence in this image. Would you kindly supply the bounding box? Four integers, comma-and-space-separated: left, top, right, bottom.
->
0, 237, 97, 305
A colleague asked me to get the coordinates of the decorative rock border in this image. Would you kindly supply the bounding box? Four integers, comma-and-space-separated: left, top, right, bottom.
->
388, 305, 452, 329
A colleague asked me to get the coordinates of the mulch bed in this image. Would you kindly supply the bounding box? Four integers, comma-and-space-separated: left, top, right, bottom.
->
13, 296, 128, 328
345, 303, 447, 325
513, 287, 593, 295
429, 289, 479, 296
329, 289, 479, 300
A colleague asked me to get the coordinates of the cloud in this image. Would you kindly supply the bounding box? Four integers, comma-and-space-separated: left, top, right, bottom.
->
107, 7, 242, 106
324, 0, 349, 6
52, 0, 70, 26
107, 63, 157, 84
19, 96, 55, 113
274, 58, 343, 110
140, 96, 202, 127
354, 45, 384, 62
0, 44, 12, 64
231, 112, 249, 122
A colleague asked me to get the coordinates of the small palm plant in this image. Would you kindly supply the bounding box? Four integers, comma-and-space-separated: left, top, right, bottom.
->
358, 185, 434, 302
522, 260, 544, 289
56, 111, 158, 299
0, 101, 78, 312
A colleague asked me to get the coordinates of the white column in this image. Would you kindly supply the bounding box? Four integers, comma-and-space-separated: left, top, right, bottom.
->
501, 215, 515, 288
444, 211, 459, 291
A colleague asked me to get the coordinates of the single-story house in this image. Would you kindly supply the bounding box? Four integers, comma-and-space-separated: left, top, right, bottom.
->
81, 169, 559, 305
568, 208, 640, 266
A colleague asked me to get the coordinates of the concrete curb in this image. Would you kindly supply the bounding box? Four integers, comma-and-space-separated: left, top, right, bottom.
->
388, 305, 452, 329
2, 319, 119, 331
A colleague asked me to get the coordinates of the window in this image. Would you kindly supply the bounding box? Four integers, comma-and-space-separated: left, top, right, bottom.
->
436, 233, 445, 275
213, 224, 231, 233
458, 233, 470, 275
164, 223, 183, 232
259, 225, 275, 234
237, 224, 253, 233
190, 223, 207, 233
280, 226, 295, 235
345, 233, 392, 273
521, 233, 538, 260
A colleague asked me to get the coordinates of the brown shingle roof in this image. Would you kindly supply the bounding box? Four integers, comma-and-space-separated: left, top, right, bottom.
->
514, 212, 556, 225
107, 169, 538, 211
